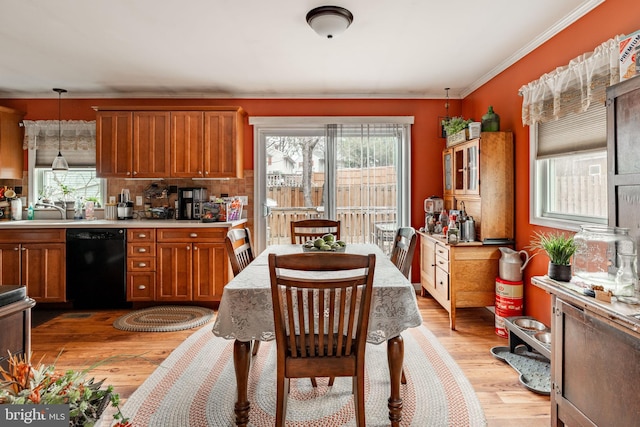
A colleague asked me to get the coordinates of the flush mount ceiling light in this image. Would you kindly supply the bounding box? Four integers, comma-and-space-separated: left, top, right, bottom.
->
306, 6, 353, 39
51, 88, 69, 174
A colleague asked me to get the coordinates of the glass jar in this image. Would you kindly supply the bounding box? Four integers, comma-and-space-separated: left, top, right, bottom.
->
573, 225, 636, 292
614, 252, 638, 299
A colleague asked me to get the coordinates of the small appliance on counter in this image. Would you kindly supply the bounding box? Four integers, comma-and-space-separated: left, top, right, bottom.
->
177, 187, 208, 220
117, 189, 134, 220
424, 195, 444, 232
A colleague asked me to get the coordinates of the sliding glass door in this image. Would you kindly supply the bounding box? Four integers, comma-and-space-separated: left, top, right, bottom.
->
251, 117, 412, 253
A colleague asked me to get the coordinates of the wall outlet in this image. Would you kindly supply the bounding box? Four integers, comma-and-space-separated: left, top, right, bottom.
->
238, 196, 248, 205
136, 196, 143, 206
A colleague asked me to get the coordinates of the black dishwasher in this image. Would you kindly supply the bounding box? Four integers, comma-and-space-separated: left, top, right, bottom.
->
66, 228, 129, 309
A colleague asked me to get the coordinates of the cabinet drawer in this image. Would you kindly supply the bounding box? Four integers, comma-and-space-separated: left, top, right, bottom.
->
435, 243, 449, 261
127, 256, 156, 272
127, 273, 155, 301
128, 242, 156, 257
127, 229, 155, 242
435, 254, 449, 273
157, 228, 227, 243
0, 229, 65, 243
435, 266, 450, 301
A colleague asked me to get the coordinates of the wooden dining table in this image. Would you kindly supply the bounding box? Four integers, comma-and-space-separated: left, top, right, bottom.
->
212, 243, 423, 426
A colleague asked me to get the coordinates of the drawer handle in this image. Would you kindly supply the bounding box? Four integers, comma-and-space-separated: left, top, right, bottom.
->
190, 233, 198, 238
138, 262, 147, 267
138, 233, 146, 238
138, 248, 147, 253
138, 285, 146, 290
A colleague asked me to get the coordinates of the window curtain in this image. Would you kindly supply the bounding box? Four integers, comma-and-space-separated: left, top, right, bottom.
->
22, 120, 96, 166
519, 36, 620, 126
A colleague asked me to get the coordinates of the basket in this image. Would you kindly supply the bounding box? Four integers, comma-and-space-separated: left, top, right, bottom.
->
446, 129, 468, 147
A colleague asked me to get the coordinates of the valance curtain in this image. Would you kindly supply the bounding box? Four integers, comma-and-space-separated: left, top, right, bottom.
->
22, 120, 96, 166
519, 36, 620, 126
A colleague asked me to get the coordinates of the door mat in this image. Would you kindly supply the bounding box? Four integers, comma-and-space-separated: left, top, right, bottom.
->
113, 306, 214, 332
490, 346, 551, 395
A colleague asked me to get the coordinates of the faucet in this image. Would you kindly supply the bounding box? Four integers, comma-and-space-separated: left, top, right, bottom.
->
35, 202, 66, 219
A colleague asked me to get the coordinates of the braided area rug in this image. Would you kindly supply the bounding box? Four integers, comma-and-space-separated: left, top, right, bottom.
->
113, 306, 214, 332
122, 323, 486, 426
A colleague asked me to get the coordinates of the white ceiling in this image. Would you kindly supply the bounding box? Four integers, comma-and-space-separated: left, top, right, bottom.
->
0, 0, 602, 99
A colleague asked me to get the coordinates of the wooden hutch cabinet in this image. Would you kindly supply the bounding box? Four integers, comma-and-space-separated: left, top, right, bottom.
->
95, 106, 245, 179
421, 131, 514, 329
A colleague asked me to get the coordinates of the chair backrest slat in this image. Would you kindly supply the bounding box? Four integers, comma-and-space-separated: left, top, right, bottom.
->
225, 228, 255, 276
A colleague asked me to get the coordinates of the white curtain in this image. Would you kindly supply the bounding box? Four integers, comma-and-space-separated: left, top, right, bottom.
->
519, 36, 621, 126
22, 120, 96, 151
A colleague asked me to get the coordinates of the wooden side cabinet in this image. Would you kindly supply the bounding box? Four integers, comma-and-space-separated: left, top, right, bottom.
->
0, 230, 66, 303
419, 231, 503, 329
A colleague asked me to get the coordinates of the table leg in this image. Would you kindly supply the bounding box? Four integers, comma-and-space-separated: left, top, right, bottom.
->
387, 335, 404, 426
233, 339, 251, 426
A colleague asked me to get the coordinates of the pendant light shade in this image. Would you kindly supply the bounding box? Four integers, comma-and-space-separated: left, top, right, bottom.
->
52, 88, 69, 174
306, 6, 353, 39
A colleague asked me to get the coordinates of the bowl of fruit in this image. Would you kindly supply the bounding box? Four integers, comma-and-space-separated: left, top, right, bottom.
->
302, 234, 346, 252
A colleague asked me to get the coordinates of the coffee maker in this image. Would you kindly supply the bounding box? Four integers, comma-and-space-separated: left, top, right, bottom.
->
117, 189, 134, 220
424, 196, 444, 232
177, 187, 208, 220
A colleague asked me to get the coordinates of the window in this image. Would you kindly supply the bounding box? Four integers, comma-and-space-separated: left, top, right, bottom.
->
35, 167, 105, 206
530, 103, 607, 229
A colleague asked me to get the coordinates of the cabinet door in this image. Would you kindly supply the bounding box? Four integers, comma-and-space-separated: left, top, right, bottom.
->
22, 243, 65, 302
132, 112, 170, 178
0, 243, 21, 286
0, 107, 25, 180
156, 243, 193, 301
419, 236, 436, 296
203, 111, 242, 178
453, 140, 479, 195
192, 242, 228, 301
96, 111, 133, 177
443, 149, 453, 196
171, 111, 204, 178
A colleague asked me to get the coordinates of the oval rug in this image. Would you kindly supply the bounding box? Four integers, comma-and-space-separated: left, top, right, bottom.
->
113, 306, 214, 332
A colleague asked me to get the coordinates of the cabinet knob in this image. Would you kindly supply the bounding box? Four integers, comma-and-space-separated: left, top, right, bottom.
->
186, 246, 191, 250
204, 171, 209, 176
21, 247, 26, 251
431, 263, 435, 267
138, 285, 146, 290
194, 246, 198, 251
133, 171, 138, 176
126, 171, 131, 176
138, 262, 147, 267
14, 247, 20, 251
190, 233, 198, 238
198, 170, 202, 175
138, 248, 147, 253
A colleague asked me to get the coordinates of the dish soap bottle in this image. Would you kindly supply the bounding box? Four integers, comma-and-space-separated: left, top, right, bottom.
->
481, 106, 500, 132
27, 203, 34, 220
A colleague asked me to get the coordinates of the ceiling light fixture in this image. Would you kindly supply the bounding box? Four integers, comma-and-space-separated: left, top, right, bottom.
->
51, 88, 69, 174
306, 6, 353, 39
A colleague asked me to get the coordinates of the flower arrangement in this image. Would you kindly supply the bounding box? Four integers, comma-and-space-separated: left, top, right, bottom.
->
0, 353, 130, 427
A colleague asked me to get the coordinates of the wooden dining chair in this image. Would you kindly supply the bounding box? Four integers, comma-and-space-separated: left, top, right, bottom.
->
390, 226, 418, 279
224, 228, 261, 356
290, 219, 341, 244
268, 252, 376, 427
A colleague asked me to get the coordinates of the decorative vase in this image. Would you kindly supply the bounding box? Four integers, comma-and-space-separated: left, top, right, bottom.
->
548, 262, 572, 282
481, 106, 500, 132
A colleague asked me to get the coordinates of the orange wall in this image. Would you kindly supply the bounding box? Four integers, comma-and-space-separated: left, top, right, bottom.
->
462, 0, 640, 324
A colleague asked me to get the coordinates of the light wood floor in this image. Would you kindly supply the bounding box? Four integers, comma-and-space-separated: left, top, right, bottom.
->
30, 295, 550, 426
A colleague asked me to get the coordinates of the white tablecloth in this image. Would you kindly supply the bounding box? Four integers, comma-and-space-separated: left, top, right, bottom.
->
212, 244, 423, 344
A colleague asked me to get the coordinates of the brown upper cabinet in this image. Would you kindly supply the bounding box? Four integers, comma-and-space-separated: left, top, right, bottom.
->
0, 106, 25, 179
94, 106, 245, 179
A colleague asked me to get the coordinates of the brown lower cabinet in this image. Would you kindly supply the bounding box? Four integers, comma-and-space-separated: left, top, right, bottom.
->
0, 230, 66, 303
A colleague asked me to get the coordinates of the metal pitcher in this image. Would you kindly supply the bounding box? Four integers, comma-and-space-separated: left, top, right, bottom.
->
499, 247, 531, 282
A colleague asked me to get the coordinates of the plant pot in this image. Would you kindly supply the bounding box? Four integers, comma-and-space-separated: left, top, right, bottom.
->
548, 262, 572, 282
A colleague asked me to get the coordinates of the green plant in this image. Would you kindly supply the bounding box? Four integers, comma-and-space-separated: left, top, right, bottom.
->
528, 231, 576, 266
442, 116, 473, 136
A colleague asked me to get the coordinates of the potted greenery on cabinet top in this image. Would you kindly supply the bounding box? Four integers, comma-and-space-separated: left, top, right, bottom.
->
528, 231, 577, 282
442, 116, 473, 145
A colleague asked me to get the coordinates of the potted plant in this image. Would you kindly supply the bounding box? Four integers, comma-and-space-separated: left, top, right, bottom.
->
528, 231, 577, 282
442, 116, 473, 145
0, 353, 131, 427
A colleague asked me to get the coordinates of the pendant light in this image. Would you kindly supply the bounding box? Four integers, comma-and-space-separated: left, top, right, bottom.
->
51, 88, 69, 174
